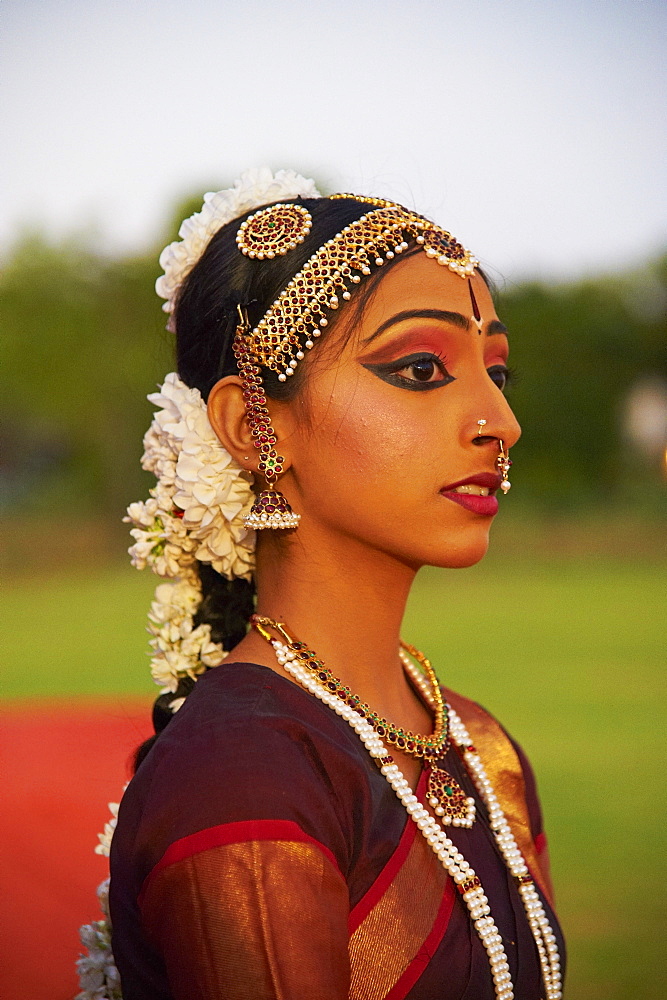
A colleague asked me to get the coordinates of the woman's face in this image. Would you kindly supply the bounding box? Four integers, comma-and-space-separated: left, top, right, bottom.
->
280, 252, 522, 570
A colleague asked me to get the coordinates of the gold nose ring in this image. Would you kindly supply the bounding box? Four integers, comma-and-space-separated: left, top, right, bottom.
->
497, 440, 512, 493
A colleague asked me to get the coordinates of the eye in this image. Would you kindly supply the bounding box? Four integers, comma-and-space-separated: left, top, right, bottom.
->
487, 365, 514, 393
362, 352, 455, 392
397, 356, 441, 382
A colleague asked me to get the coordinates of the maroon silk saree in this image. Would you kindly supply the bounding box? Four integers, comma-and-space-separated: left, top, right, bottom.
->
110, 663, 564, 999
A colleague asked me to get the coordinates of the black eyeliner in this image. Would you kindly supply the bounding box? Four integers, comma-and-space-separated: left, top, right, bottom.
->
487, 364, 515, 392
362, 352, 456, 392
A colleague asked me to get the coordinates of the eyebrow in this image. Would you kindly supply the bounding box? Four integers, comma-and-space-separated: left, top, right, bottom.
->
363, 309, 508, 343
486, 319, 509, 338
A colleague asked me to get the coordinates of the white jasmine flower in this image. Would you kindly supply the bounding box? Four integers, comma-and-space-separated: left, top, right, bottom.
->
200, 637, 227, 667
125, 497, 159, 527
148, 653, 181, 692
76, 910, 121, 1000
95, 805, 119, 858
149, 579, 201, 624
126, 187, 285, 689
156, 168, 321, 316
79, 921, 108, 953
129, 372, 255, 588
97, 878, 111, 918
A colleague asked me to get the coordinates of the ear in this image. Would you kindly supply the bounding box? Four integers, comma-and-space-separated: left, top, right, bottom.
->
207, 376, 254, 467
206, 376, 296, 474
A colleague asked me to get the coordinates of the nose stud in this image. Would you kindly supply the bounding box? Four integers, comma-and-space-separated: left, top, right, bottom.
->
496, 441, 512, 493
476, 419, 487, 437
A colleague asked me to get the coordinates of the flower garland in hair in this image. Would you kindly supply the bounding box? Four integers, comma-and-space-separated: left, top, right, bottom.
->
76, 799, 122, 1000
124, 372, 256, 700
76, 168, 325, 999
132, 168, 323, 700
156, 167, 321, 323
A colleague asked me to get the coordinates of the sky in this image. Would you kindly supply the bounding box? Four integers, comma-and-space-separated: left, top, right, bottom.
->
1, 0, 665, 282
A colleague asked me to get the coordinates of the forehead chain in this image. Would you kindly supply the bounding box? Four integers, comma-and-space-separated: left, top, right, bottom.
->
234, 198, 479, 382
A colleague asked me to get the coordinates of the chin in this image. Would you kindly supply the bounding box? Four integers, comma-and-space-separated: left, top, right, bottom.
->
428, 528, 491, 570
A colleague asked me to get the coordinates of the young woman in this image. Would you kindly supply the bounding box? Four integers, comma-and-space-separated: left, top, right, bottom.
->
106, 169, 564, 999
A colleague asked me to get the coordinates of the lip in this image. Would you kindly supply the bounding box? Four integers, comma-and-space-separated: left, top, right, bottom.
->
441, 472, 502, 492
439, 472, 502, 517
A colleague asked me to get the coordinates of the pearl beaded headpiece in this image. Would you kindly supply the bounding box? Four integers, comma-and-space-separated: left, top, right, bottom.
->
234, 199, 479, 383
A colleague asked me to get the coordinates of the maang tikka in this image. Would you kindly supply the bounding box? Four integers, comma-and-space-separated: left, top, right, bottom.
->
233, 198, 479, 530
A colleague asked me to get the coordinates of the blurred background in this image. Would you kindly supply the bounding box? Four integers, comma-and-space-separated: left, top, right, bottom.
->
1, 1, 665, 998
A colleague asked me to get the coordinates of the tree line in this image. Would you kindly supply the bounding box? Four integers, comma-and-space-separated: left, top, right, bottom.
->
1, 211, 664, 523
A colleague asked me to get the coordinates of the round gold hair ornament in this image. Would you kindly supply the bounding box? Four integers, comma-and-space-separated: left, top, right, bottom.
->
236, 203, 313, 259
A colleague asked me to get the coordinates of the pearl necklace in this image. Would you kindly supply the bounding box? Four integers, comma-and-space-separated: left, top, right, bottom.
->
255, 619, 562, 1000
254, 616, 475, 826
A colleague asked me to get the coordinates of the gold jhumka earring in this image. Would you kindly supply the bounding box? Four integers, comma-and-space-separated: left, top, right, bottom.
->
233, 198, 479, 530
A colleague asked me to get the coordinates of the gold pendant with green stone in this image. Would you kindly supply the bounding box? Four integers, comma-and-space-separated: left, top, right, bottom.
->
427, 767, 476, 827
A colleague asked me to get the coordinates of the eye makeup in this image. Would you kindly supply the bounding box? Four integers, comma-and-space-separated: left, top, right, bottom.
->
362, 352, 455, 392
487, 364, 516, 392
359, 327, 458, 364
358, 318, 511, 393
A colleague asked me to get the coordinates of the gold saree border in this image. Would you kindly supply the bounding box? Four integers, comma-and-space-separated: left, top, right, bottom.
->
141, 837, 350, 999
444, 687, 555, 909
348, 776, 455, 1000
138, 817, 342, 907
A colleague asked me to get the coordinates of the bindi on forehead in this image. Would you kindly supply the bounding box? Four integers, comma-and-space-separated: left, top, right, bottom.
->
468, 280, 483, 335
362, 306, 508, 349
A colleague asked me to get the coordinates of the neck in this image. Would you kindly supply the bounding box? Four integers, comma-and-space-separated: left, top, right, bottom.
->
251, 521, 420, 715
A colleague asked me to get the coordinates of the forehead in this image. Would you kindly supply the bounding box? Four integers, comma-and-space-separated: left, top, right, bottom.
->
355, 253, 497, 334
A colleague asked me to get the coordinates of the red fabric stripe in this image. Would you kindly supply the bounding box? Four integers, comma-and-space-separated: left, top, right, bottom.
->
348, 770, 427, 934
384, 878, 457, 1000
139, 819, 342, 907
534, 831, 547, 856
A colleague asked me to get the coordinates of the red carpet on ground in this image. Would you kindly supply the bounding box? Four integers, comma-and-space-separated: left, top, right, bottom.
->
0, 699, 151, 1000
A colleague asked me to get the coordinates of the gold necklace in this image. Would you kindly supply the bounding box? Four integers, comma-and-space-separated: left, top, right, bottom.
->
252, 615, 475, 827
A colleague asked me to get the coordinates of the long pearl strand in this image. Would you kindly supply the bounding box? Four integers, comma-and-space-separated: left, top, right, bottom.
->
270, 638, 562, 1000
401, 650, 562, 997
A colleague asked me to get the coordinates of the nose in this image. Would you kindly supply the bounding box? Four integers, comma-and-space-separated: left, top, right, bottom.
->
470, 386, 521, 451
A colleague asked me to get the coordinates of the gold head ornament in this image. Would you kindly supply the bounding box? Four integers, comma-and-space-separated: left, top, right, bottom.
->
234, 196, 480, 530
236, 203, 312, 259
234, 200, 478, 383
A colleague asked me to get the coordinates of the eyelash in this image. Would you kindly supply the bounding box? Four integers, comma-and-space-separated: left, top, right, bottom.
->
364, 354, 517, 394
487, 365, 516, 393
363, 352, 454, 392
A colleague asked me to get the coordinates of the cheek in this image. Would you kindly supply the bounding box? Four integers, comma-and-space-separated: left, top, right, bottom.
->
298, 377, 438, 494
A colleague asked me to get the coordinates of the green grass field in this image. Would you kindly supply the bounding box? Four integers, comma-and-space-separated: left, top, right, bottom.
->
4, 554, 665, 1000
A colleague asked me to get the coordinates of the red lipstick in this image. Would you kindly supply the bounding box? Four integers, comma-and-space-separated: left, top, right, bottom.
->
440, 473, 502, 517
